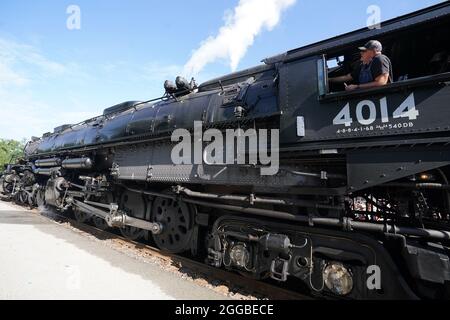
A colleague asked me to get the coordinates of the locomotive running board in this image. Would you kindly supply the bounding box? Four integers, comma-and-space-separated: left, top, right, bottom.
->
69, 198, 163, 234
347, 146, 450, 191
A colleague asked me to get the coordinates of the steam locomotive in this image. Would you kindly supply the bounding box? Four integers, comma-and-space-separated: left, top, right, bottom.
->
2, 3, 450, 299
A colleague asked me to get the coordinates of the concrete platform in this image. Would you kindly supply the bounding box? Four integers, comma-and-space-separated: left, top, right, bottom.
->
0, 201, 227, 300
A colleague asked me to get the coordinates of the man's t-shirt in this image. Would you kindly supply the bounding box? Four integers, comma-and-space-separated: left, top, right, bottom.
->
351, 54, 393, 85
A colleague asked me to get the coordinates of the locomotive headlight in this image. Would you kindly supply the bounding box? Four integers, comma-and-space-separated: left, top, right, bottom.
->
323, 262, 353, 296
419, 173, 434, 181
409, 173, 435, 182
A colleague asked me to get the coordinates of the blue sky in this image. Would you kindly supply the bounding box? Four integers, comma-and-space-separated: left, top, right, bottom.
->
0, 0, 444, 140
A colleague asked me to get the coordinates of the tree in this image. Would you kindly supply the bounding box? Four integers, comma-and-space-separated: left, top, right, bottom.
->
0, 139, 26, 170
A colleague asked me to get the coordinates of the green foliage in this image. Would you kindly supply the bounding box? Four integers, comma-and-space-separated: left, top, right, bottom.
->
0, 139, 26, 170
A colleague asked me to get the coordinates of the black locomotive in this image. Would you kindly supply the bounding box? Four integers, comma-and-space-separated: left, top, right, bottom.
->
2, 3, 450, 299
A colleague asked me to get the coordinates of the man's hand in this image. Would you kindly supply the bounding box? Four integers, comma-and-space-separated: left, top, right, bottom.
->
345, 84, 359, 91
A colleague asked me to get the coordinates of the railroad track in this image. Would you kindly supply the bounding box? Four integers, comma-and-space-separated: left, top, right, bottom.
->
2, 199, 312, 300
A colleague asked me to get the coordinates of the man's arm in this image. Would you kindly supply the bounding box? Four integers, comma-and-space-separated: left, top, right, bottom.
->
329, 74, 353, 84
346, 73, 389, 91
359, 73, 389, 89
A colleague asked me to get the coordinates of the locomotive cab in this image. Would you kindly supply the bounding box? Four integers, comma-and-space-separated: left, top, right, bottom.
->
325, 15, 450, 94
277, 3, 450, 191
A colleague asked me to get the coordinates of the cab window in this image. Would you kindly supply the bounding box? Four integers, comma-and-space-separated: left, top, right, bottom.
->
317, 14, 450, 97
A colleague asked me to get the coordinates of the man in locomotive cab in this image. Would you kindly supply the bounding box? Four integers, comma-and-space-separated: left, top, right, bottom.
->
329, 40, 393, 91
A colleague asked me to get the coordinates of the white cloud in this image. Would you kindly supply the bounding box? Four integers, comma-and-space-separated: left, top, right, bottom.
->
0, 37, 96, 140
0, 34, 226, 141
184, 0, 296, 76
0, 38, 188, 140
0, 86, 96, 140
0, 61, 29, 86
0, 38, 67, 83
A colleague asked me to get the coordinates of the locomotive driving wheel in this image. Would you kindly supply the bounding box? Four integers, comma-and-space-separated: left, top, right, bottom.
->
119, 190, 146, 240
2, 178, 14, 195
73, 207, 90, 223
17, 190, 34, 208
92, 193, 114, 230
151, 196, 194, 254
17, 190, 29, 205
36, 188, 46, 208
93, 216, 109, 230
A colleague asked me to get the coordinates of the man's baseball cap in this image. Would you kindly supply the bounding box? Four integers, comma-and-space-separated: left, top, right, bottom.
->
358, 40, 382, 52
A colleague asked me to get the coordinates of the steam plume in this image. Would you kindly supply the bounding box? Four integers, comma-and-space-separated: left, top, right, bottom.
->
184, 0, 296, 76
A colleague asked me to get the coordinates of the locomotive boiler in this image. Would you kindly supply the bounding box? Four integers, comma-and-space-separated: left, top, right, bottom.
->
2, 3, 450, 299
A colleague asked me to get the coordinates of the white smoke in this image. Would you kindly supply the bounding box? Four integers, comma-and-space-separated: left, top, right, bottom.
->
184, 0, 296, 76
